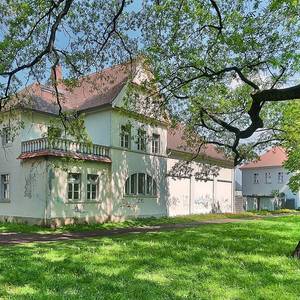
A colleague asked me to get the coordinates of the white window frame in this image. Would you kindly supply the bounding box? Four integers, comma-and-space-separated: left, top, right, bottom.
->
278, 172, 284, 184
0, 174, 10, 201
1, 127, 12, 146
67, 173, 81, 201
265, 172, 272, 184
152, 134, 160, 154
253, 173, 259, 184
137, 129, 146, 152
120, 125, 130, 149
87, 174, 99, 201
125, 173, 157, 197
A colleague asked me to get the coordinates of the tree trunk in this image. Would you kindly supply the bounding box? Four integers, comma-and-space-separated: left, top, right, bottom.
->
292, 241, 300, 258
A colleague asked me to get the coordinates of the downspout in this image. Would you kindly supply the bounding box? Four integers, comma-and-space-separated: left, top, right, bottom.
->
189, 176, 192, 215
232, 168, 235, 213
44, 158, 49, 226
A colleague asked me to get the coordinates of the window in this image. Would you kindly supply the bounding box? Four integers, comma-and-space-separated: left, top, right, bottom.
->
87, 174, 98, 200
120, 125, 131, 149
265, 172, 272, 184
138, 173, 145, 194
1, 174, 9, 200
68, 173, 81, 201
253, 173, 259, 184
152, 134, 160, 154
137, 129, 146, 151
1, 127, 12, 146
278, 172, 284, 184
125, 173, 157, 196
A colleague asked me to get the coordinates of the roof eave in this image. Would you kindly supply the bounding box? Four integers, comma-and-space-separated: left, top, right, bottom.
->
167, 149, 234, 168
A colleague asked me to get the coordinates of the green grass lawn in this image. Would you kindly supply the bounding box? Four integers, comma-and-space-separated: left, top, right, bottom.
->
0, 209, 298, 234
1, 216, 300, 299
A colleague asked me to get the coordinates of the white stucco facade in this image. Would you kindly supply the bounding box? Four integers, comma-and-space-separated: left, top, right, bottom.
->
0, 84, 235, 225
241, 166, 300, 210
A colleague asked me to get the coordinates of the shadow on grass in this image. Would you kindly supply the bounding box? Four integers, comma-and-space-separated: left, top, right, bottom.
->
0, 217, 300, 299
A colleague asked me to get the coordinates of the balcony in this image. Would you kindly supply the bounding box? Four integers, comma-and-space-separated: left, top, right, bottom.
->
18, 138, 111, 163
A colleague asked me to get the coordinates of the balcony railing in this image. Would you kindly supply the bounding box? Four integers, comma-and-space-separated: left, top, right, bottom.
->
21, 137, 110, 158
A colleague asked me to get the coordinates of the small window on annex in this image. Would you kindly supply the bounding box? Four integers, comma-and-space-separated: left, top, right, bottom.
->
120, 125, 131, 149
253, 173, 259, 184
68, 173, 81, 201
265, 172, 272, 184
278, 172, 284, 184
87, 174, 98, 200
125, 173, 157, 197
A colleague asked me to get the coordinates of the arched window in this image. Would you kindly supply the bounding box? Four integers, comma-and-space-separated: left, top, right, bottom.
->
125, 173, 157, 196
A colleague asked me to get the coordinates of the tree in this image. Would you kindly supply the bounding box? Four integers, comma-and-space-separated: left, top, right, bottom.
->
141, 0, 300, 165
281, 101, 300, 193
0, 0, 137, 137
2, 0, 300, 165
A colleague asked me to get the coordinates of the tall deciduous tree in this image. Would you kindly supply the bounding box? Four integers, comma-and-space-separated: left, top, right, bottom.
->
2, 1, 300, 165
0, 0, 136, 136
141, 0, 300, 165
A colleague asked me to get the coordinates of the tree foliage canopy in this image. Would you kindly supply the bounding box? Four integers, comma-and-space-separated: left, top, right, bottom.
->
1, 0, 300, 171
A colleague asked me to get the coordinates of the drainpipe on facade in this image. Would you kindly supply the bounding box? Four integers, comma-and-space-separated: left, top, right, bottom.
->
189, 176, 192, 215
45, 159, 53, 226
232, 168, 235, 213
44, 159, 49, 226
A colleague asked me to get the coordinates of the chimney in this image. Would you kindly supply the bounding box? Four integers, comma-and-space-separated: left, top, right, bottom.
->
50, 64, 63, 84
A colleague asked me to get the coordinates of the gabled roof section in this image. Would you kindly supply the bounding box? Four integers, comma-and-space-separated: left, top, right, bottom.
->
17, 63, 131, 115
167, 125, 231, 164
240, 147, 287, 169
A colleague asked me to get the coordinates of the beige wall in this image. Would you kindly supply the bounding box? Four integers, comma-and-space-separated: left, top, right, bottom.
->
0, 113, 48, 221
48, 158, 111, 224
0, 105, 235, 224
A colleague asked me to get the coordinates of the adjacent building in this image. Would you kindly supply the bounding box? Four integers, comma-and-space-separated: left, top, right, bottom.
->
240, 147, 299, 210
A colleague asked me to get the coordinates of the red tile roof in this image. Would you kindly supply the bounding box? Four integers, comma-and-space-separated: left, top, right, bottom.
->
19, 63, 131, 114
18, 150, 112, 163
240, 147, 287, 169
167, 125, 231, 163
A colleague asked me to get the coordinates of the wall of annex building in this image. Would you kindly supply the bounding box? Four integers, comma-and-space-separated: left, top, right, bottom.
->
167, 159, 234, 216
47, 158, 111, 223
241, 167, 298, 199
